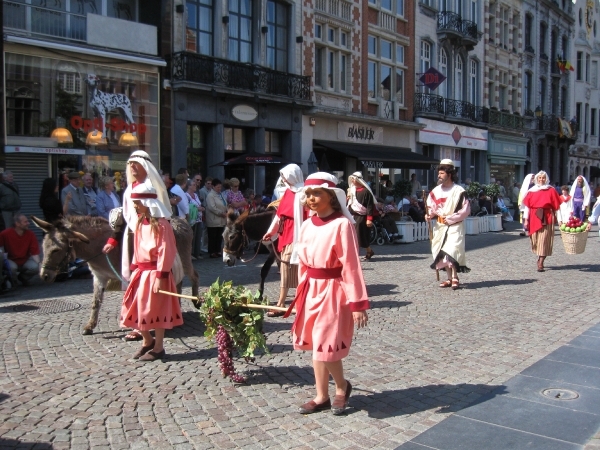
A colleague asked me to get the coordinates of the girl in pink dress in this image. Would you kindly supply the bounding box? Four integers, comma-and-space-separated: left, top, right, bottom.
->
284, 172, 369, 415
120, 181, 183, 362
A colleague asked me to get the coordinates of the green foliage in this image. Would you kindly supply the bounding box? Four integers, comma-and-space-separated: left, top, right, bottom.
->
466, 181, 482, 199
199, 279, 269, 358
392, 179, 412, 199
484, 183, 500, 198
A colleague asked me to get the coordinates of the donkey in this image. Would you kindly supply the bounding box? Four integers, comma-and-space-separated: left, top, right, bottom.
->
222, 209, 277, 299
31, 215, 200, 335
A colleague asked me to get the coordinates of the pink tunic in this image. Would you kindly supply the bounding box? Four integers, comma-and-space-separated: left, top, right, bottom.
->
292, 212, 369, 362
120, 218, 183, 331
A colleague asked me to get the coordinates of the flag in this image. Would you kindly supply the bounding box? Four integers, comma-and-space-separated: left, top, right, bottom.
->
556, 59, 566, 73
564, 60, 575, 72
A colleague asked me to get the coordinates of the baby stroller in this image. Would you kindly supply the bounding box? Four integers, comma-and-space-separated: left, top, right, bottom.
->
369, 216, 402, 245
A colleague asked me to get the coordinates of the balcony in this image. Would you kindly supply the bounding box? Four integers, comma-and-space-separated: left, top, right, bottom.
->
3, 1, 158, 55
413, 93, 524, 130
437, 11, 479, 50
538, 114, 558, 133
170, 52, 311, 101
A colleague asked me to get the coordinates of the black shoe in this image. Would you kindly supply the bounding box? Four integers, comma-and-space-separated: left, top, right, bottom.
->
17, 274, 29, 286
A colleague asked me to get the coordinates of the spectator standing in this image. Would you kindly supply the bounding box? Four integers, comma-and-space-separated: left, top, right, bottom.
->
186, 179, 204, 259
205, 178, 227, 258
82, 173, 98, 216
170, 174, 189, 220
39, 178, 67, 222
226, 177, 248, 213
61, 172, 88, 216
0, 170, 22, 229
191, 173, 205, 258
0, 214, 40, 286
162, 173, 181, 216
198, 177, 213, 253
96, 176, 121, 220
410, 173, 422, 196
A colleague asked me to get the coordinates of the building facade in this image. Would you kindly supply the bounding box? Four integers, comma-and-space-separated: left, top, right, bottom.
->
2, 0, 164, 225
570, 0, 600, 186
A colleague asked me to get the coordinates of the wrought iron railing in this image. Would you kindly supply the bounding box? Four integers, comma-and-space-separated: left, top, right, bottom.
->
437, 11, 479, 41
169, 52, 311, 100
4, 0, 87, 42
414, 93, 524, 130
538, 114, 558, 132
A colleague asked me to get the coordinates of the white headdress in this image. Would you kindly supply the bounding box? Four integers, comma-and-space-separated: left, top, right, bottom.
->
528, 171, 552, 192
277, 164, 305, 265
518, 173, 534, 208
126, 150, 171, 216
347, 171, 376, 208
301, 172, 355, 223
570, 175, 591, 207
131, 179, 172, 219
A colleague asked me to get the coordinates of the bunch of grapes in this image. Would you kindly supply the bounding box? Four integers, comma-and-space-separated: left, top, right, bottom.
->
216, 325, 246, 383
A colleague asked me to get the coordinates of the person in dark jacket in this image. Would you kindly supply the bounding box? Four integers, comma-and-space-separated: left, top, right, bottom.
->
0, 171, 22, 230
39, 178, 66, 222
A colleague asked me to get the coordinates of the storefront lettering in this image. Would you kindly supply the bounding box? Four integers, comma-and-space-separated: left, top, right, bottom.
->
70, 115, 147, 134
347, 126, 375, 141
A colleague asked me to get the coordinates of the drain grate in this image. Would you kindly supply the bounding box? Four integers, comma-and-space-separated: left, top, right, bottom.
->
541, 388, 579, 400
12, 299, 81, 315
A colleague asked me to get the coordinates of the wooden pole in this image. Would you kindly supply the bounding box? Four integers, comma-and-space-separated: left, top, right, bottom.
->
157, 290, 293, 313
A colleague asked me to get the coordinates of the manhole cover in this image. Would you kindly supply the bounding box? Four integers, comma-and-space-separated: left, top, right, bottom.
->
12, 300, 81, 315
541, 388, 579, 400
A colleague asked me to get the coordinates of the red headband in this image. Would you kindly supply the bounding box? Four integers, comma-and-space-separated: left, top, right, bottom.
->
131, 193, 157, 199
304, 179, 336, 188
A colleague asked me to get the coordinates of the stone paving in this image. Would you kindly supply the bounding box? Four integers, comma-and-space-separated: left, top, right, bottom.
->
1, 222, 600, 449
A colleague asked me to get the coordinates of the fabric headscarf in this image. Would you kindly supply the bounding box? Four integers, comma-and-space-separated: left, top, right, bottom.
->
518, 173, 534, 210
347, 171, 376, 208
569, 175, 591, 206
301, 172, 355, 223
124, 150, 171, 227
278, 164, 305, 265
527, 171, 551, 192
131, 180, 172, 220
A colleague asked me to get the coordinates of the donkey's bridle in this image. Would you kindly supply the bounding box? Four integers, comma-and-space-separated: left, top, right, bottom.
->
223, 225, 250, 258
41, 239, 104, 274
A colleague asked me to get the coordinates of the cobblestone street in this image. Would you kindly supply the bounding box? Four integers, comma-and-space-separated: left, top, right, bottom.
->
1, 223, 599, 449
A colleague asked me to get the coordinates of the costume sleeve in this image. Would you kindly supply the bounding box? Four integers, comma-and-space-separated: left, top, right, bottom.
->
589, 200, 600, 224
550, 189, 561, 211
426, 192, 435, 217
445, 193, 471, 225
265, 214, 281, 237
156, 220, 177, 277
335, 219, 369, 311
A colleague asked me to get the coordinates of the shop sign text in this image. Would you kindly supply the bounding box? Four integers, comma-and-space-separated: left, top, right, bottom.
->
337, 122, 383, 144
70, 116, 147, 134
6, 146, 86, 155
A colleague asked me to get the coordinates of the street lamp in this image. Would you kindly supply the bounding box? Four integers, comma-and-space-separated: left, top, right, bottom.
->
118, 132, 139, 147
51, 127, 73, 144
86, 130, 107, 146
535, 106, 542, 118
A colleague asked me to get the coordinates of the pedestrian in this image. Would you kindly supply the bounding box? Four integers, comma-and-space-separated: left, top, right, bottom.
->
61, 172, 87, 216
286, 172, 369, 416
170, 174, 189, 220
119, 181, 183, 361
82, 173, 98, 216
410, 173, 422, 196
569, 175, 590, 222
38, 178, 66, 222
557, 185, 572, 226
522, 171, 561, 272
186, 179, 204, 259
0, 214, 40, 286
517, 174, 535, 236
347, 172, 376, 260
226, 177, 248, 213
262, 164, 305, 316
205, 178, 227, 258
96, 176, 121, 220
425, 159, 471, 290
198, 177, 213, 254
192, 173, 205, 257
0, 170, 22, 229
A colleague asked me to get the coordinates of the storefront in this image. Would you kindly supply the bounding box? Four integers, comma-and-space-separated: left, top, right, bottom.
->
416, 118, 488, 186
170, 91, 304, 197
487, 133, 528, 199
301, 115, 426, 196
2, 47, 161, 222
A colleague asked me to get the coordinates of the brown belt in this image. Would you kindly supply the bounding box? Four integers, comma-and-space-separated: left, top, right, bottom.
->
437, 216, 445, 224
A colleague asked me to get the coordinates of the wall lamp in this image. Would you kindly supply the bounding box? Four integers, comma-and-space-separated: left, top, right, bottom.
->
296, 36, 303, 43
175, 4, 185, 13
261, 26, 269, 33
309, 117, 316, 126
222, 15, 229, 24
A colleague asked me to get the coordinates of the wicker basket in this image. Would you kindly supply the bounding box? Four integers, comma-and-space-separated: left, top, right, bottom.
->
560, 230, 589, 255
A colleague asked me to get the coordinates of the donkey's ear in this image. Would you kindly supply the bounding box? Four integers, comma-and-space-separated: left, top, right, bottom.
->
235, 209, 249, 224
30, 216, 54, 232
226, 208, 239, 223
68, 230, 90, 244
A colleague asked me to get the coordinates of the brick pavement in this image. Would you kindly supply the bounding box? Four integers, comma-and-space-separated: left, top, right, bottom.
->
1, 222, 599, 449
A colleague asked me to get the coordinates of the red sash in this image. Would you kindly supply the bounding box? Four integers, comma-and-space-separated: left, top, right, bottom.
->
130, 261, 157, 271
284, 267, 343, 329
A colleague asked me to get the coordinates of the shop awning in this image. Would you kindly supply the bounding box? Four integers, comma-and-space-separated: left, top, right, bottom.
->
313, 140, 438, 169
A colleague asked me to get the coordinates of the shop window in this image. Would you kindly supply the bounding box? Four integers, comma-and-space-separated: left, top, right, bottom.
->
266, 0, 288, 71
228, 0, 253, 63
265, 131, 281, 153
187, 0, 214, 55
225, 127, 246, 151
7, 88, 40, 136
187, 124, 206, 175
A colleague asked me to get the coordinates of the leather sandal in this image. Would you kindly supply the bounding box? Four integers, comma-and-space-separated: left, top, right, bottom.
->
439, 280, 452, 288
124, 330, 143, 341
331, 380, 352, 415
132, 340, 155, 360
362, 249, 375, 261
451, 278, 460, 290
298, 398, 331, 414
138, 349, 166, 362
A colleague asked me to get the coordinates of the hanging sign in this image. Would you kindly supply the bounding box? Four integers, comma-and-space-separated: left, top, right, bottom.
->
5, 146, 86, 155
231, 104, 258, 122
419, 67, 446, 91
